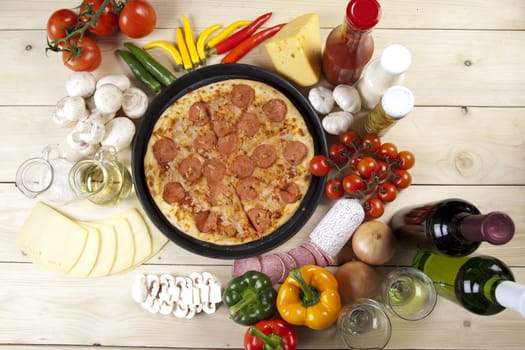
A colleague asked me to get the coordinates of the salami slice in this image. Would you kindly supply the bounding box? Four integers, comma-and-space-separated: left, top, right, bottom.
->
162, 182, 186, 204
217, 133, 239, 155
153, 138, 177, 167
283, 140, 308, 166
252, 144, 277, 169
288, 246, 315, 267
231, 84, 255, 109
194, 210, 218, 233
276, 252, 297, 273
279, 182, 301, 204
179, 156, 202, 183
261, 254, 286, 285
262, 98, 287, 122
189, 101, 211, 126
300, 241, 329, 267
193, 131, 217, 154
238, 112, 260, 137
235, 177, 259, 201
231, 155, 255, 178
247, 207, 271, 234
203, 158, 226, 181
232, 256, 262, 277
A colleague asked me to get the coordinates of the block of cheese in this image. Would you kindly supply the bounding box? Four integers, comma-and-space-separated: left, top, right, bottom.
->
68, 224, 101, 277
265, 13, 322, 87
16, 202, 88, 274
81, 222, 117, 277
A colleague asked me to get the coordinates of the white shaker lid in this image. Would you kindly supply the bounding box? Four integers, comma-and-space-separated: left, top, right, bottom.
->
495, 280, 525, 317
381, 85, 415, 118
380, 44, 412, 75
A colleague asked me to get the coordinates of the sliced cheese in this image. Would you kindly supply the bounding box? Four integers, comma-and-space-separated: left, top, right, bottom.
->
16, 202, 88, 275
81, 222, 117, 277
68, 224, 101, 278
265, 13, 322, 87
117, 208, 152, 265
99, 217, 135, 274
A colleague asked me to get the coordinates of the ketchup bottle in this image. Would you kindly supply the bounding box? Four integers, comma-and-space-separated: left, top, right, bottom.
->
322, 0, 382, 85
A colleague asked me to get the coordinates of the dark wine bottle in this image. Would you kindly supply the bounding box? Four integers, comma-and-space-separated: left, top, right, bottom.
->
413, 251, 525, 317
390, 198, 515, 256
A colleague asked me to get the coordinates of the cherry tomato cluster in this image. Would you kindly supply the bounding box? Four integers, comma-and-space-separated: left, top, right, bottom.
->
309, 129, 415, 219
46, 0, 157, 72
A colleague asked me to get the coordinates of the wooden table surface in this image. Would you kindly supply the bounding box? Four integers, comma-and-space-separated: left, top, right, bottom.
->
1, 0, 524, 349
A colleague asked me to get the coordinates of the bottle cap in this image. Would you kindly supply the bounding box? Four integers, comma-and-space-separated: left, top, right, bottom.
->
381, 86, 415, 118
346, 0, 382, 30
495, 281, 525, 318
460, 212, 515, 245
380, 44, 412, 75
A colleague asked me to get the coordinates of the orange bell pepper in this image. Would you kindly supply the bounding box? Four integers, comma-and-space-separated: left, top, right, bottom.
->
276, 265, 341, 330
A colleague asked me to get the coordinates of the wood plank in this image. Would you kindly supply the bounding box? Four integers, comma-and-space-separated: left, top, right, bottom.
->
1, 263, 525, 349
1, 0, 524, 30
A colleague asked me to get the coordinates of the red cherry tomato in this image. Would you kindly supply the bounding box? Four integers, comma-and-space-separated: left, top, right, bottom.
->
47, 9, 78, 41
392, 169, 412, 189
79, 0, 119, 36
342, 173, 365, 196
377, 182, 398, 203
397, 150, 416, 170
329, 143, 348, 166
364, 197, 385, 219
339, 129, 362, 148
325, 178, 344, 200
357, 156, 379, 179
119, 0, 157, 38
379, 142, 398, 160
62, 35, 102, 72
309, 155, 331, 176
362, 133, 381, 152
376, 159, 390, 181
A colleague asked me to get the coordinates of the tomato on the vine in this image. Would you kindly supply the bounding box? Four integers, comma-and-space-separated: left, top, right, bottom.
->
377, 182, 398, 203
62, 35, 102, 72
397, 150, 416, 170
119, 0, 157, 38
329, 143, 348, 166
79, 0, 119, 36
379, 142, 398, 160
376, 159, 390, 181
325, 178, 344, 200
392, 169, 412, 189
309, 155, 331, 176
357, 156, 379, 179
362, 133, 381, 152
364, 197, 385, 219
342, 173, 365, 196
47, 9, 78, 41
339, 129, 362, 148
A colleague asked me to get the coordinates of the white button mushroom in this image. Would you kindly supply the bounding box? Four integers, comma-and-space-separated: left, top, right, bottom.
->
87, 110, 115, 126
100, 117, 136, 151
322, 111, 355, 135
96, 74, 131, 92
66, 72, 97, 98
52, 111, 77, 128
122, 87, 149, 119
332, 84, 362, 113
66, 131, 99, 159
56, 96, 89, 122
94, 83, 123, 114
71, 119, 106, 145
308, 86, 335, 115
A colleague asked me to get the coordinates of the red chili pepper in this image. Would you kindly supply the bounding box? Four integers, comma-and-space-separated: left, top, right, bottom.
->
221, 23, 286, 64
244, 319, 298, 350
211, 12, 273, 55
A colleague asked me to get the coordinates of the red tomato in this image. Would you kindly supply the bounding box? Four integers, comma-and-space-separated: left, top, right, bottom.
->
325, 178, 344, 200
339, 129, 362, 148
47, 9, 78, 41
392, 169, 412, 189
364, 197, 385, 219
357, 156, 379, 179
397, 150, 416, 170
377, 182, 398, 203
309, 155, 331, 176
376, 159, 390, 181
362, 133, 381, 152
342, 173, 365, 196
329, 143, 348, 166
379, 142, 398, 159
119, 0, 157, 38
62, 36, 101, 72
79, 0, 119, 36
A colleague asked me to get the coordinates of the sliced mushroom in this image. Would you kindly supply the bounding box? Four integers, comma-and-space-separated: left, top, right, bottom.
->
66, 72, 97, 98
96, 74, 131, 92
173, 302, 190, 318
185, 304, 197, 319
159, 300, 174, 315
122, 87, 149, 119
94, 83, 123, 114
202, 301, 216, 314
100, 117, 136, 151
56, 96, 89, 122
131, 274, 148, 304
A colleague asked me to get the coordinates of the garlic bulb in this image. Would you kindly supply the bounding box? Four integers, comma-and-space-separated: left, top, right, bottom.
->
333, 84, 362, 113
308, 86, 335, 115
322, 111, 354, 135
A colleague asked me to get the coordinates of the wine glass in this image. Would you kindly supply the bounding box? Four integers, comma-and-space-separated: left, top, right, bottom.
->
337, 298, 392, 350
381, 267, 437, 321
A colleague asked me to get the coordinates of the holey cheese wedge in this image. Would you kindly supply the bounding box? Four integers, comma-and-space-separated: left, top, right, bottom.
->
265, 13, 321, 87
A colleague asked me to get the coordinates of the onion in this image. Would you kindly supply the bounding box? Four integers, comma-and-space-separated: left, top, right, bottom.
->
335, 260, 383, 304
351, 221, 397, 266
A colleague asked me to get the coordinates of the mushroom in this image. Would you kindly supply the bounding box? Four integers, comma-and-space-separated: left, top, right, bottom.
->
322, 111, 355, 135
100, 117, 136, 151
56, 96, 89, 122
159, 300, 174, 315
202, 301, 217, 315
87, 109, 115, 126
96, 74, 131, 92
71, 119, 106, 145
308, 86, 335, 115
66, 72, 97, 98
122, 87, 149, 119
66, 131, 99, 158
173, 302, 190, 318
52, 111, 77, 128
131, 274, 148, 304
93, 83, 123, 114
332, 84, 362, 113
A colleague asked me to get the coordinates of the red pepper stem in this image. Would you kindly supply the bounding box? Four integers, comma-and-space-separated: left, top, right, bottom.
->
249, 327, 284, 350
289, 268, 320, 307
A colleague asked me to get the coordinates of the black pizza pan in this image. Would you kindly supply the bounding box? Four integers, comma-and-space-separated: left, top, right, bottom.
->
132, 63, 327, 259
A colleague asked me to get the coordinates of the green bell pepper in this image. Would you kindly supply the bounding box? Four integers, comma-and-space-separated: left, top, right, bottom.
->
223, 271, 277, 325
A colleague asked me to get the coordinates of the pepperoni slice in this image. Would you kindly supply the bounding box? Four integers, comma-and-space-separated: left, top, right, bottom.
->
203, 158, 226, 181
283, 140, 308, 165
238, 112, 260, 137
193, 131, 217, 154
162, 182, 186, 204
279, 182, 301, 204
236, 177, 259, 201
252, 144, 277, 169
195, 210, 218, 233
189, 101, 211, 126
262, 98, 287, 122
231, 84, 255, 109
153, 138, 177, 167
178, 156, 202, 182
207, 180, 228, 206
217, 133, 239, 155
212, 119, 236, 137
231, 155, 255, 178
247, 207, 271, 234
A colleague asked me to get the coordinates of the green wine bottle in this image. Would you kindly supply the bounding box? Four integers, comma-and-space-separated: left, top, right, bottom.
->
413, 251, 525, 317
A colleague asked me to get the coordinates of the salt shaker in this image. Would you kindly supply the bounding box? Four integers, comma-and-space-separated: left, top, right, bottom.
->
357, 44, 412, 110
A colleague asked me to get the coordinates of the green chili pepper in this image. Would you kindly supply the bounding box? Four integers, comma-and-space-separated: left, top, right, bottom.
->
124, 42, 176, 87
223, 271, 277, 325
116, 49, 162, 94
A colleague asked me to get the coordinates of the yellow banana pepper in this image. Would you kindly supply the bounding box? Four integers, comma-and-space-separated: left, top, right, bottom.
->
207, 20, 250, 48
182, 15, 201, 67
175, 26, 193, 70
143, 41, 183, 71
277, 265, 341, 330
196, 24, 222, 62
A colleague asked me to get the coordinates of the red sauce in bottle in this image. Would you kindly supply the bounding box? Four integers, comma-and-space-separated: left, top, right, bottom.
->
322, 0, 381, 85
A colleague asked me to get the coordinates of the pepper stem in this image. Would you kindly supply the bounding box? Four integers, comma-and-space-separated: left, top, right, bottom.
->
289, 268, 320, 307
249, 327, 283, 350
228, 289, 257, 315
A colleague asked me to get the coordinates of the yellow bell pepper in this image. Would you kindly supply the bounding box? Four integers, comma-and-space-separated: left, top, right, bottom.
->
277, 265, 341, 330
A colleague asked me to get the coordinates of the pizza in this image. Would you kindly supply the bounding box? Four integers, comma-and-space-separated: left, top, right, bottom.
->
144, 78, 314, 245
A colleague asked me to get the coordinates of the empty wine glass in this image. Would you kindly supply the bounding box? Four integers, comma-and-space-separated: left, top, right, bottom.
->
381, 267, 437, 321
337, 298, 392, 350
